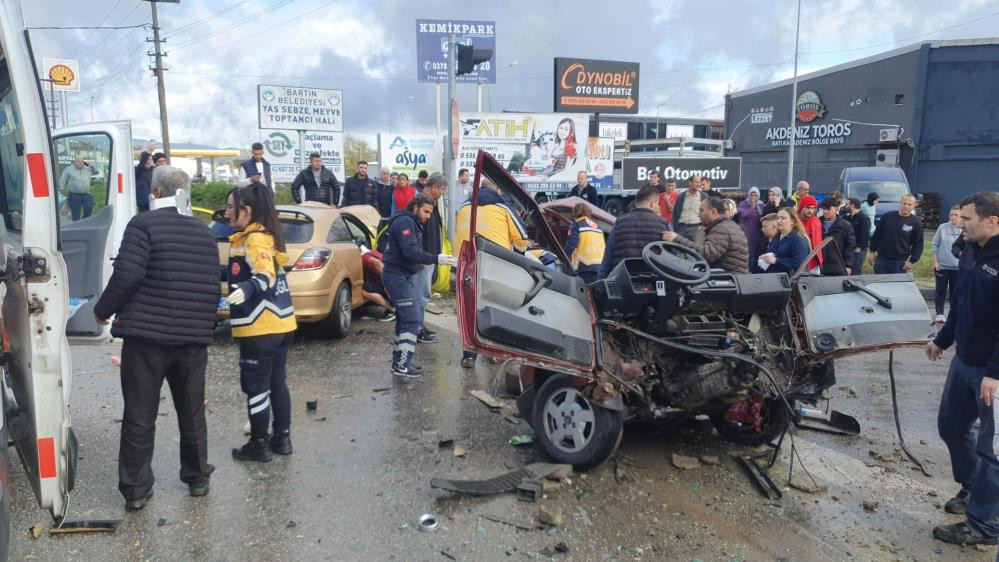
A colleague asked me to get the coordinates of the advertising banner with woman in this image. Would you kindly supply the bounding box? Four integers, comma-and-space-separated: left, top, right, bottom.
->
456, 112, 590, 194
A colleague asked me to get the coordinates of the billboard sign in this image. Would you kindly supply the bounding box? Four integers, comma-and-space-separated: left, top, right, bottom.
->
416, 19, 496, 84
554, 57, 639, 114
258, 85, 343, 132
598, 122, 627, 142
457, 112, 590, 193
586, 137, 614, 190
622, 156, 742, 190
42, 58, 80, 92
260, 129, 345, 183
378, 134, 443, 175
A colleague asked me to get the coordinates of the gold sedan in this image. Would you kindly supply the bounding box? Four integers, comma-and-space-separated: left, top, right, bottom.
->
212, 202, 380, 338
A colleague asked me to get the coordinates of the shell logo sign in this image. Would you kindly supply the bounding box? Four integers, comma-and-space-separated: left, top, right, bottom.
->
48, 64, 75, 88
41, 58, 81, 92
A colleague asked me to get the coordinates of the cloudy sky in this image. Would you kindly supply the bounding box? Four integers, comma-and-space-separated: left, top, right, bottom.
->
22, 0, 999, 148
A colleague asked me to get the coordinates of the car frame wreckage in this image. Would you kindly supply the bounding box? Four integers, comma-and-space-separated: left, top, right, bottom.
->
457, 150, 934, 469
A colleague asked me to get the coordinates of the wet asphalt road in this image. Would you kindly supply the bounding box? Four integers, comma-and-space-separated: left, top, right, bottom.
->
6, 301, 998, 561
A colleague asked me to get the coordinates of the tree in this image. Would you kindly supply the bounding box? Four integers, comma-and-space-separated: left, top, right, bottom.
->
344, 135, 378, 173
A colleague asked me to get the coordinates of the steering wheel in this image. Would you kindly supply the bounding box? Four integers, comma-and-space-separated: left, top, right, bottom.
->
642, 241, 711, 285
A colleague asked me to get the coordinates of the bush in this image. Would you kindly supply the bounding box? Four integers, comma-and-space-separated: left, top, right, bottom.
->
190, 182, 295, 211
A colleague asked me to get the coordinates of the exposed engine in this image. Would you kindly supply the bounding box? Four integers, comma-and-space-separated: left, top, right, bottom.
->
589, 256, 825, 429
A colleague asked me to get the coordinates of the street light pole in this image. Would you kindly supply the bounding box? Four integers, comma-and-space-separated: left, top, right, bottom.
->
89, 96, 95, 122
445, 32, 457, 243
785, 0, 802, 198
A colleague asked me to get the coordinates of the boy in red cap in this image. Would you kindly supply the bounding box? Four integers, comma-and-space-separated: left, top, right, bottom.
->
798, 195, 823, 272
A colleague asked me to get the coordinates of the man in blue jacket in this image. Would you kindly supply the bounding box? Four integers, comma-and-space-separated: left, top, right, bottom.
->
381, 193, 456, 378
926, 191, 999, 547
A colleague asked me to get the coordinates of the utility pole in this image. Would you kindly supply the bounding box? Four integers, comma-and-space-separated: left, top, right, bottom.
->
445, 32, 457, 242
785, 0, 802, 198
146, 0, 174, 162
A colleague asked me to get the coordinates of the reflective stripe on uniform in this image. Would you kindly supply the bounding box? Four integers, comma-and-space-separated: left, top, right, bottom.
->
250, 397, 271, 415
230, 301, 295, 326
248, 391, 269, 406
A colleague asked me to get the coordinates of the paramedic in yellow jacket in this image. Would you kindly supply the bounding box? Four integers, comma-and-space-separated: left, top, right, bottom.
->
454, 180, 529, 254
564, 202, 606, 283
454, 180, 529, 369
224, 182, 296, 463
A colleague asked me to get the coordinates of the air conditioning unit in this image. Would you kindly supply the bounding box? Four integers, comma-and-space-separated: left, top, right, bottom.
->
876, 149, 899, 167
879, 128, 899, 143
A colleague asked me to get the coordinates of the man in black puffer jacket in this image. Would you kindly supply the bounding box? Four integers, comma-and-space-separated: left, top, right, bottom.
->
599, 186, 671, 279
94, 165, 220, 511
291, 152, 341, 205
341, 160, 379, 207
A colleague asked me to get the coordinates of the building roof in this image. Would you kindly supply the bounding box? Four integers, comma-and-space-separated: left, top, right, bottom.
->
729, 38, 999, 99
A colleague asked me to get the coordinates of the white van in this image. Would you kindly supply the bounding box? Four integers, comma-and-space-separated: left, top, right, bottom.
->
0, 1, 135, 554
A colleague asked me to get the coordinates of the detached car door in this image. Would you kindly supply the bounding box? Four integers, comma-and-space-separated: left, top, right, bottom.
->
0, 0, 76, 524
792, 239, 933, 356
54, 121, 135, 342
457, 151, 598, 374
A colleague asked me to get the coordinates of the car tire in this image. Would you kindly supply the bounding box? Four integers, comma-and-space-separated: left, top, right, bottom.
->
603, 198, 625, 217
710, 397, 789, 447
532, 374, 623, 470
323, 281, 352, 339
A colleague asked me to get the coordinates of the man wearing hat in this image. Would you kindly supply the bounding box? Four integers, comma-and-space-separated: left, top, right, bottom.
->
798, 195, 823, 272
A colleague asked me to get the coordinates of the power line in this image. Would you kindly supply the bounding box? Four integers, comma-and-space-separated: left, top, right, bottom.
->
169, 0, 297, 51
802, 10, 999, 55
175, 0, 339, 58
79, 1, 144, 64
67, 0, 126, 57
28, 24, 148, 30
163, 0, 254, 38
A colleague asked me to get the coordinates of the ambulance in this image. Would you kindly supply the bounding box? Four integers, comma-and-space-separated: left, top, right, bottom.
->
0, 1, 137, 554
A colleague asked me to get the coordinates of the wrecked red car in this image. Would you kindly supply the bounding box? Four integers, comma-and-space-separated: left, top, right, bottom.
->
457, 151, 934, 469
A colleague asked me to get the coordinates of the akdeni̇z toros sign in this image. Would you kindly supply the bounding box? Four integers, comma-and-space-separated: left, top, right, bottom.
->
554, 57, 639, 114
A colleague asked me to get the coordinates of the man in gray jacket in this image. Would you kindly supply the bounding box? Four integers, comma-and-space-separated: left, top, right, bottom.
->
663, 196, 749, 274
931, 204, 964, 323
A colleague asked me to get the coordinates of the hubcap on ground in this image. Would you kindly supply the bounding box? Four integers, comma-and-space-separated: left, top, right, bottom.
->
543, 387, 595, 454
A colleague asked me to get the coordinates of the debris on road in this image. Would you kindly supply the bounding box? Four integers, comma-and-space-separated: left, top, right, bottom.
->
330, 394, 352, 399
430, 463, 572, 499
788, 474, 828, 494
509, 434, 534, 446
418, 513, 440, 532
470, 390, 503, 411
49, 519, 120, 535
110, 355, 121, 367
672, 454, 700, 470
503, 415, 522, 425
863, 499, 880, 511
30, 522, 44, 539
554, 542, 570, 554
453, 445, 467, 458
737, 456, 782, 500
537, 506, 564, 527
306, 400, 318, 411
869, 449, 901, 463
699, 455, 721, 466
517, 478, 544, 502
480, 513, 540, 531
439, 550, 456, 561
438, 438, 454, 449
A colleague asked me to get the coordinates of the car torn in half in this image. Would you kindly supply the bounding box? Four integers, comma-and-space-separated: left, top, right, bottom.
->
457, 150, 934, 469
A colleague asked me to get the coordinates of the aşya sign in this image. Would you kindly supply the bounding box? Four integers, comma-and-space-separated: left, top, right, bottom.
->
763, 90, 854, 147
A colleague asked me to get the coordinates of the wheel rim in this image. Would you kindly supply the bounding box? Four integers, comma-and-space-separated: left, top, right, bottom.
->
542, 387, 596, 454
338, 286, 351, 329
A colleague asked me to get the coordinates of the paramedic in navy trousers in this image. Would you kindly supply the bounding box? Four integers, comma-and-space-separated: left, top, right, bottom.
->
381, 193, 457, 378
926, 191, 999, 547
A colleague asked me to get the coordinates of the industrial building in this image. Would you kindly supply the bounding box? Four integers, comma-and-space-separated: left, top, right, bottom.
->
724, 39, 999, 211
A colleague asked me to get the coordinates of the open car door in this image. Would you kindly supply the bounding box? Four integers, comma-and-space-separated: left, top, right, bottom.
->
1, 1, 76, 523
54, 120, 136, 342
791, 238, 933, 357
456, 151, 598, 374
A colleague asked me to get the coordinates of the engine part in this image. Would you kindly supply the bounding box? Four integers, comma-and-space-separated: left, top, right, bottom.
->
663, 360, 751, 409
418, 513, 439, 532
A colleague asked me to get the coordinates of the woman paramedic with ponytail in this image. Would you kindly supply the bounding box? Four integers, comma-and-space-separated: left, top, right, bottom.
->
224, 182, 297, 462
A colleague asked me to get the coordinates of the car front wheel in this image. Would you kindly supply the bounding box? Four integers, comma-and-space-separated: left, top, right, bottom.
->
323, 281, 352, 339
532, 374, 623, 470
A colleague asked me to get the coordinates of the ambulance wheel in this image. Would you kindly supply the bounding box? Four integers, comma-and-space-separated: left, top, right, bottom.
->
324, 281, 352, 339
